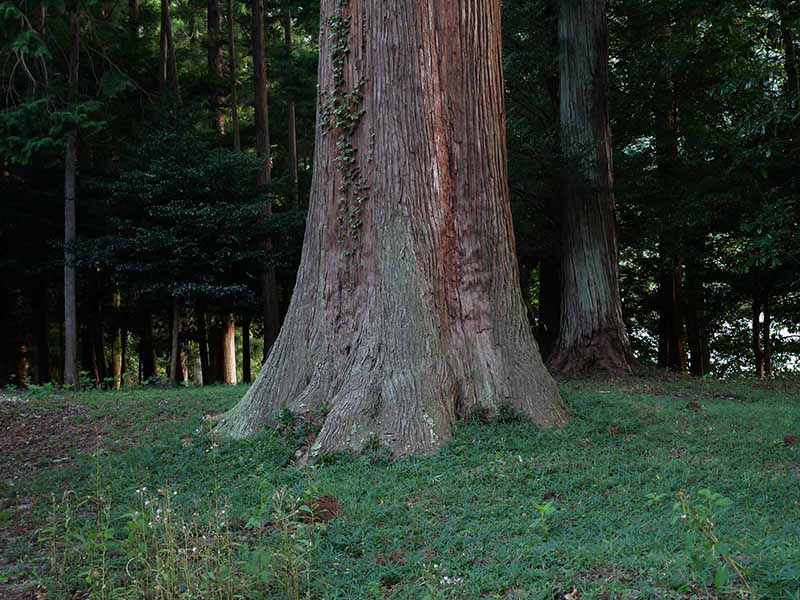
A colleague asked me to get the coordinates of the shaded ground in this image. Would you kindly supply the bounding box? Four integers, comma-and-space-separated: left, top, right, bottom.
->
0, 378, 798, 598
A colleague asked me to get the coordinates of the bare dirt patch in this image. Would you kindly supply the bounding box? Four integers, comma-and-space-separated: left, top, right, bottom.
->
0, 394, 107, 484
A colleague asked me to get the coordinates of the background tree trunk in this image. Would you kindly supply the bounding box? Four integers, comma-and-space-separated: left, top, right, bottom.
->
548, 0, 633, 375
657, 255, 687, 371
763, 288, 772, 377
160, 0, 180, 101
63, 6, 80, 391
219, 0, 567, 457
284, 5, 300, 207
111, 289, 123, 390
197, 307, 211, 384
139, 312, 156, 382
242, 316, 252, 383
227, 0, 241, 151
252, 0, 281, 360
222, 314, 237, 384
752, 292, 765, 378
208, 0, 224, 131
31, 279, 50, 384
684, 257, 709, 376
169, 297, 182, 384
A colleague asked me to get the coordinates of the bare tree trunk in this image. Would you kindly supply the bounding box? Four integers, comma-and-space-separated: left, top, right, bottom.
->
226, 0, 241, 151
159, 0, 180, 101
222, 315, 237, 384
208, 0, 224, 131
129, 0, 139, 35
252, 0, 281, 359
283, 4, 300, 207
763, 288, 772, 377
139, 312, 156, 381
548, 0, 632, 375
63, 6, 80, 391
657, 255, 686, 371
537, 256, 560, 360
684, 246, 710, 376
780, 4, 798, 104
654, 37, 686, 372
197, 307, 211, 384
218, 0, 567, 458
31, 279, 50, 384
242, 316, 252, 383
111, 289, 123, 390
169, 297, 182, 385
752, 292, 765, 379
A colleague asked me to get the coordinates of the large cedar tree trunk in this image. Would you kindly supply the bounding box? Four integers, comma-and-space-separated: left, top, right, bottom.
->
63, 7, 80, 391
219, 0, 567, 457
547, 0, 633, 375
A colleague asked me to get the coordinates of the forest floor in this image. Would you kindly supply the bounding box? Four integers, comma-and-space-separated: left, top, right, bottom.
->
0, 376, 798, 599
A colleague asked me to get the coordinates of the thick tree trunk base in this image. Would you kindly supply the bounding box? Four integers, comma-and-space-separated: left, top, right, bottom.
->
547, 329, 633, 377
219, 315, 566, 459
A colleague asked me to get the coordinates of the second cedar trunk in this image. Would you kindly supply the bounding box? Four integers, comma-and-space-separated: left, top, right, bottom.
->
548, 0, 633, 375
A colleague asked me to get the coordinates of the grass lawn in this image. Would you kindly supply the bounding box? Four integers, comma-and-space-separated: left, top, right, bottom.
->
1, 377, 799, 599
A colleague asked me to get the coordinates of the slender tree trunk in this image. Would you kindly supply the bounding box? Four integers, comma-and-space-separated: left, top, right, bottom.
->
752, 292, 765, 379
63, 6, 80, 391
159, 0, 180, 101
226, 0, 241, 151
169, 297, 182, 384
129, 0, 139, 35
222, 314, 237, 384
242, 316, 252, 383
120, 326, 128, 387
283, 4, 300, 207
208, 0, 225, 131
31, 279, 50, 384
548, 0, 633, 375
139, 312, 156, 381
111, 289, 122, 390
654, 39, 686, 372
218, 0, 567, 457
763, 288, 772, 377
252, 0, 281, 359
197, 307, 211, 384
657, 255, 686, 371
537, 256, 561, 360
684, 254, 709, 376
209, 321, 224, 382
780, 4, 798, 105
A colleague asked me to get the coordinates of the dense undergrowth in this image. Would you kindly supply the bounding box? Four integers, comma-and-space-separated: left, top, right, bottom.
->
1, 377, 799, 599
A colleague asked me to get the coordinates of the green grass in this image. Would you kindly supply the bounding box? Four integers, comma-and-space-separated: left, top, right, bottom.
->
1, 377, 799, 599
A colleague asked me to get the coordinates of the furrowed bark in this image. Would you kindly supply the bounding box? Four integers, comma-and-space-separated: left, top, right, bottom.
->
547, 0, 633, 375
218, 0, 567, 458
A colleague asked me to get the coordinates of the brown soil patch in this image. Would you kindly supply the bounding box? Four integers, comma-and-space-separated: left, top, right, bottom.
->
0, 395, 107, 484
298, 495, 340, 524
